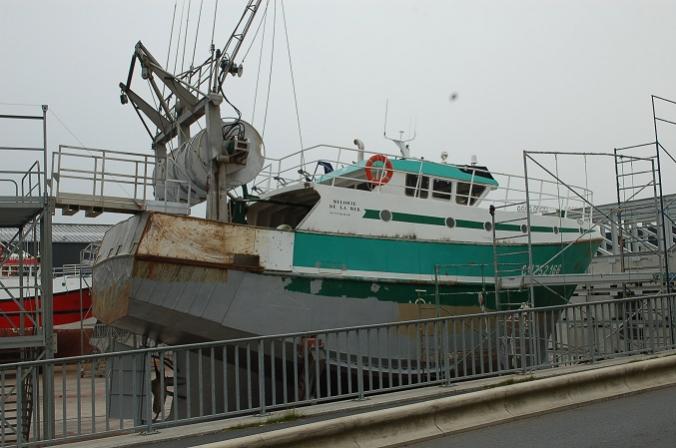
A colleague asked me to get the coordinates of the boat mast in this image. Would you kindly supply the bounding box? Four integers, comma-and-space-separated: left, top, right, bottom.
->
119, 0, 265, 222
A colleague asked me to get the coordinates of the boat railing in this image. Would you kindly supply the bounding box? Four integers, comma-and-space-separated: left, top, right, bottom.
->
53, 264, 92, 279
0, 264, 92, 280
253, 144, 593, 221
52, 145, 192, 215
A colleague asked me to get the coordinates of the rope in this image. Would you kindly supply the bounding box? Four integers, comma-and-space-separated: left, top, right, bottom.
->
261, 0, 277, 137
281, 0, 304, 167
251, 2, 269, 123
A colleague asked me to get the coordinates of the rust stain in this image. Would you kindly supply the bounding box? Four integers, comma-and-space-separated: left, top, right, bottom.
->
137, 213, 262, 270
134, 259, 230, 283
397, 304, 484, 325
92, 281, 130, 324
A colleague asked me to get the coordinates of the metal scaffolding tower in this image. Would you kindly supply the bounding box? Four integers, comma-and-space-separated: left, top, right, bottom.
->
0, 106, 54, 443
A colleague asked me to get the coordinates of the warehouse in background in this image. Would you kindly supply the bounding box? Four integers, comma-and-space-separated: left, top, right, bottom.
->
0, 223, 109, 268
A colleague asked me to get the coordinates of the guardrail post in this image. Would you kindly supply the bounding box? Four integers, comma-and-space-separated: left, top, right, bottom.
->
587, 303, 596, 364
142, 352, 157, 435
100, 151, 106, 196
519, 314, 527, 374
258, 340, 267, 416
442, 320, 452, 387
646, 298, 656, 353
356, 330, 365, 401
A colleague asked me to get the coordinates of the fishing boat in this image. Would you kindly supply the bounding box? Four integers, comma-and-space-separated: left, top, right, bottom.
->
93, 141, 601, 345
91, 0, 602, 346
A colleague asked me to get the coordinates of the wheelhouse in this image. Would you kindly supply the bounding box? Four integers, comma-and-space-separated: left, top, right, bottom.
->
316, 157, 498, 207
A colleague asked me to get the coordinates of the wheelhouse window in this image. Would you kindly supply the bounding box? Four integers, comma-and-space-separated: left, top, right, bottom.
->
432, 179, 453, 200
456, 182, 486, 205
405, 174, 429, 198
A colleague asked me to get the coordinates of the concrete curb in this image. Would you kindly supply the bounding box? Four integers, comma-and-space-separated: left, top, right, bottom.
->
193, 354, 676, 448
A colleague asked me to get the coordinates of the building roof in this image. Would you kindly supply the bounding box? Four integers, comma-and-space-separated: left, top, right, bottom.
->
0, 223, 111, 243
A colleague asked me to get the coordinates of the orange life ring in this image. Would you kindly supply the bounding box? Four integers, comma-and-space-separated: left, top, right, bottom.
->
365, 154, 394, 185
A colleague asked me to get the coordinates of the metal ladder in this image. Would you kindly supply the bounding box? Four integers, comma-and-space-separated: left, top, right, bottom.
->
490, 204, 531, 310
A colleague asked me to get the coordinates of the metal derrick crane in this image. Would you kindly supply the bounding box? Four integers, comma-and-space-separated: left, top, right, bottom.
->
119, 0, 265, 221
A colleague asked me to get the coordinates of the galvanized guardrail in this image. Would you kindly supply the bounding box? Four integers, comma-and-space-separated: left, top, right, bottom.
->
1, 292, 675, 446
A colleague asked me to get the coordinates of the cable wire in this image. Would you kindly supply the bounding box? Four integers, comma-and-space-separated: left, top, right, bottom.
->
251, 1, 269, 124
190, 0, 204, 74
241, 0, 270, 63
181, 0, 192, 73
173, 0, 186, 77
262, 0, 277, 137
281, 0, 304, 166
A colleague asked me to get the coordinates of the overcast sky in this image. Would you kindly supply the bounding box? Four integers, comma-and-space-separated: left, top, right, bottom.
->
2, 0, 676, 223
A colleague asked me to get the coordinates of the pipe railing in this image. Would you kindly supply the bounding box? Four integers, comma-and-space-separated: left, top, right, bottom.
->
51, 145, 192, 210
1, 292, 675, 447
252, 144, 592, 219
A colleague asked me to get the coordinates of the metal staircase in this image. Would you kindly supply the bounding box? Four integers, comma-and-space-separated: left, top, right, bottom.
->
0, 351, 36, 445
0, 105, 55, 445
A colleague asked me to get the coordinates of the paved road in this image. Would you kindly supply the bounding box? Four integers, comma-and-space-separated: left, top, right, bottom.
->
405, 385, 676, 448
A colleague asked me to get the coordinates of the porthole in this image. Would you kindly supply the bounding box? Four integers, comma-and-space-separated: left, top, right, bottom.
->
520, 224, 528, 233
380, 209, 392, 222
484, 222, 493, 232
446, 217, 456, 228
553, 226, 559, 234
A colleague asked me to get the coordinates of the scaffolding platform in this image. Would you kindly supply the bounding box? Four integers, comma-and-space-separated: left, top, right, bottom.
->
0, 198, 45, 228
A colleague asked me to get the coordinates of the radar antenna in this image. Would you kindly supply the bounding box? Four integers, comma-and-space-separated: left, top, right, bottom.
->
383, 99, 416, 158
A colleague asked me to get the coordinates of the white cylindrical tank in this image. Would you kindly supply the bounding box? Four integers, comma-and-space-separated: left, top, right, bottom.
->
154, 119, 264, 205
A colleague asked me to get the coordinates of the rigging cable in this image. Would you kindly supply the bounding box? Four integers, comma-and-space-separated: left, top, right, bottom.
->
160, 2, 178, 107
251, 1, 269, 123
209, 0, 219, 91
173, 0, 187, 108
165, 2, 179, 73
189, 0, 205, 78
262, 0, 277, 137
281, 0, 305, 167
190, 0, 205, 132
180, 0, 192, 73
241, 0, 271, 63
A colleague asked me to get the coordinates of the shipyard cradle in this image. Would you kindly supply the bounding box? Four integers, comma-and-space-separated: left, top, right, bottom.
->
93, 149, 602, 345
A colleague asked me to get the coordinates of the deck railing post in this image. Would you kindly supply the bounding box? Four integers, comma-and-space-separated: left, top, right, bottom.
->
258, 339, 267, 415
356, 330, 365, 401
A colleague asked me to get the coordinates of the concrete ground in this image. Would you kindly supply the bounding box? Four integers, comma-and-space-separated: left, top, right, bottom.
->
406, 384, 676, 448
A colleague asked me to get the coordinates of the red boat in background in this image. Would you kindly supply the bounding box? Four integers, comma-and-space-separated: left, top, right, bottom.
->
0, 250, 94, 356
